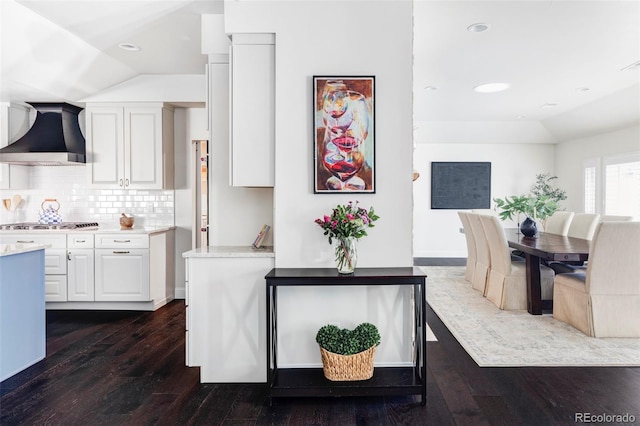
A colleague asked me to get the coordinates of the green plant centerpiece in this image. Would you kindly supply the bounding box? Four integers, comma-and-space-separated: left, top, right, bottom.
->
315, 322, 381, 381
314, 201, 379, 274
493, 174, 567, 236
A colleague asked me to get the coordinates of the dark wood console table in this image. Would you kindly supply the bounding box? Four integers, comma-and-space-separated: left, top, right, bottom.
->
265, 267, 427, 405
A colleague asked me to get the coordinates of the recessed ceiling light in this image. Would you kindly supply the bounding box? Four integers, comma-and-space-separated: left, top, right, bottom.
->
621, 60, 640, 71
540, 102, 558, 109
423, 85, 438, 91
473, 83, 510, 93
576, 87, 590, 92
516, 115, 527, 119
118, 42, 141, 52
467, 23, 490, 33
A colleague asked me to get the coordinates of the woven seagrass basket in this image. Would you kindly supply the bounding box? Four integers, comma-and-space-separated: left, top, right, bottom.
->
319, 345, 376, 381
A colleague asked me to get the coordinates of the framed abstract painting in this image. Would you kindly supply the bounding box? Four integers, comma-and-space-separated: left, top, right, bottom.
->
313, 76, 375, 193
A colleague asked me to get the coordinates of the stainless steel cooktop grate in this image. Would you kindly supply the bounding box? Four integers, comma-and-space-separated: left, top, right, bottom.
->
0, 222, 100, 231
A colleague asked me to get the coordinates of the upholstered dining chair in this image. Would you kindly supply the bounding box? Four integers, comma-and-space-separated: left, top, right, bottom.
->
457, 211, 476, 283
601, 215, 634, 222
550, 213, 601, 274
567, 213, 601, 240
480, 214, 555, 310
467, 213, 491, 295
472, 209, 498, 216
553, 221, 640, 337
543, 211, 574, 235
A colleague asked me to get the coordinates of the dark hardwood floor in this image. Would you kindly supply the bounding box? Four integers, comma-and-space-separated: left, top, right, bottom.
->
1, 299, 639, 425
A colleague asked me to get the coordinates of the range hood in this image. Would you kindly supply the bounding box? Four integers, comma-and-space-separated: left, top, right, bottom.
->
0, 102, 85, 166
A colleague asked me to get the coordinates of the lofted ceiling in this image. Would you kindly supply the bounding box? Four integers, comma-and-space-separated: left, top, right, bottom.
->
413, 1, 640, 143
1, 0, 638, 144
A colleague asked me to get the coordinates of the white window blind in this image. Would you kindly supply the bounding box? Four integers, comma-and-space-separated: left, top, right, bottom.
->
604, 153, 640, 218
584, 164, 596, 214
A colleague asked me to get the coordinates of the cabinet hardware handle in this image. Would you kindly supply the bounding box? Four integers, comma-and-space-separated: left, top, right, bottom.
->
125, 178, 130, 187
113, 239, 131, 243
68, 251, 71, 261
113, 250, 130, 254
76, 240, 86, 243
17, 240, 35, 243
119, 179, 124, 187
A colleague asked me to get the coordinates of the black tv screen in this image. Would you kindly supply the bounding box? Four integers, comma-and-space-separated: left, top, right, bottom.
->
431, 162, 491, 209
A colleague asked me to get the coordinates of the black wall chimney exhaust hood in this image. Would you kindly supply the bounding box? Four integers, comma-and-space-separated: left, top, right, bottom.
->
0, 102, 86, 166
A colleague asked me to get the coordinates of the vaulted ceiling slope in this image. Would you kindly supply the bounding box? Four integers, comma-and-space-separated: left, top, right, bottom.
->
0, 0, 223, 102
413, 1, 640, 144
1, 0, 638, 145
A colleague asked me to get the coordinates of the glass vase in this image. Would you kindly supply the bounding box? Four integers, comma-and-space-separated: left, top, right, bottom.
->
334, 237, 357, 274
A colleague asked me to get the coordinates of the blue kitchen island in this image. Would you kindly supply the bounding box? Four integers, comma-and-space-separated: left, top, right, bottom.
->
0, 243, 47, 382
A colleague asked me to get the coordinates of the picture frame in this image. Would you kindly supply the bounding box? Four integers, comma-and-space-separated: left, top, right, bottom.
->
313, 76, 375, 193
430, 162, 492, 209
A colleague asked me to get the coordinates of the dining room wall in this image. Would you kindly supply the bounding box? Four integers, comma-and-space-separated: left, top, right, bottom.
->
554, 124, 640, 213
412, 142, 555, 258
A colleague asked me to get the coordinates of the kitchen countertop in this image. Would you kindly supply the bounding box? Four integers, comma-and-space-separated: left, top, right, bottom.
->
93, 226, 176, 234
0, 226, 176, 235
0, 243, 50, 257
182, 245, 274, 258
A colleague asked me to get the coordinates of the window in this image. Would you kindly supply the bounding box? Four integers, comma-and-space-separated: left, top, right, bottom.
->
583, 159, 598, 214
604, 153, 640, 217
584, 152, 640, 219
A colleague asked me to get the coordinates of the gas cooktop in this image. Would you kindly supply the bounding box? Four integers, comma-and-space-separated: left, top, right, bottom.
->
0, 222, 100, 231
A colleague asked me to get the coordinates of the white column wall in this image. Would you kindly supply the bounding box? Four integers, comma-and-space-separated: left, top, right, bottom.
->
224, 1, 414, 367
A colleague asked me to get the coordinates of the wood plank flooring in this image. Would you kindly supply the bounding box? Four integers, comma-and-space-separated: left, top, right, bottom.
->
1, 300, 638, 425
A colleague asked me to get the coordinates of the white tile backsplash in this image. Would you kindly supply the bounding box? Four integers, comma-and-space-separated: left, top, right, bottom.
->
0, 166, 174, 228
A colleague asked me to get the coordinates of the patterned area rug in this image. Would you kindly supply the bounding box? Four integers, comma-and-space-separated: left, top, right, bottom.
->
422, 266, 640, 367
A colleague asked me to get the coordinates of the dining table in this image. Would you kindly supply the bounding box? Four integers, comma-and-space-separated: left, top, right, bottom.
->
505, 229, 591, 315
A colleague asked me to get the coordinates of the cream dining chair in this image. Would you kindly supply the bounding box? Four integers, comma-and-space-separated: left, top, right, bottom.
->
567, 213, 601, 240
480, 214, 555, 310
601, 215, 634, 222
543, 211, 574, 235
467, 213, 491, 295
550, 213, 601, 273
553, 221, 640, 337
457, 211, 476, 283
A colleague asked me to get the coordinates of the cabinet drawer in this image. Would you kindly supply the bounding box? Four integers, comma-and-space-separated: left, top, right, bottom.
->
45, 249, 67, 274
45, 274, 67, 302
67, 233, 95, 248
95, 234, 149, 248
0, 234, 66, 249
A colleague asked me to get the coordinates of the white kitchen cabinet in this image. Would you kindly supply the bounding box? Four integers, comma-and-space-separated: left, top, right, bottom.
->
67, 233, 95, 302
0, 102, 30, 189
229, 33, 275, 187
95, 248, 150, 301
85, 103, 174, 190
93, 230, 174, 306
95, 233, 150, 302
183, 247, 274, 382
0, 234, 67, 301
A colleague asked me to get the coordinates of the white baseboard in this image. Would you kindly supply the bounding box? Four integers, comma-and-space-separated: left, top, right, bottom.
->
174, 287, 186, 299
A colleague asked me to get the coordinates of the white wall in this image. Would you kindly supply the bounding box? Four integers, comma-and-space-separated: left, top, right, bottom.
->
554, 124, 640, 213
225, 1, 414, 268
224, 1, 415, 367
413, 143, 555, 258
